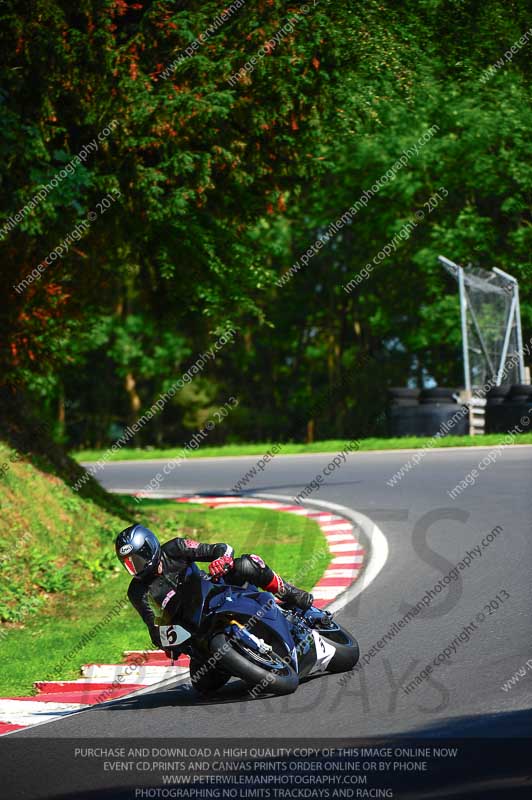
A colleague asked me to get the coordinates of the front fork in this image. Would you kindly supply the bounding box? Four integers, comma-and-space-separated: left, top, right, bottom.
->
225, 619, 273, 655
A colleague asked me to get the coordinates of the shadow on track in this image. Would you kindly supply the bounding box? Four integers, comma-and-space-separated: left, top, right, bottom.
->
96, 672, 326, 713
6, 707, 532, 800
403, 704, 532, 738
184, 481, 363, 496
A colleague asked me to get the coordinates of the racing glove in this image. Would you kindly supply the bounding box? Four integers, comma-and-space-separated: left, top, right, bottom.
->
209, 554, 234, 577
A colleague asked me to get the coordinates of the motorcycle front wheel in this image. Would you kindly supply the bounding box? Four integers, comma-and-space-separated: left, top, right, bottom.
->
209, 632, 299, 696
189, 656, 231, 695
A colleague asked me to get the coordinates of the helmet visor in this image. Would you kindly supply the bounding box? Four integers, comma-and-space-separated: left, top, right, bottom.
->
122, 541, 157, 576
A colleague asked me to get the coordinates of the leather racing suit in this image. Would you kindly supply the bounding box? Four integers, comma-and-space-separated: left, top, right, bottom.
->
127, 536, 313, 648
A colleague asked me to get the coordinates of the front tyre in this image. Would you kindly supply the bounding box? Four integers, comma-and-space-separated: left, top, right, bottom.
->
209, 632, 299, 696
189, 656, 231, 695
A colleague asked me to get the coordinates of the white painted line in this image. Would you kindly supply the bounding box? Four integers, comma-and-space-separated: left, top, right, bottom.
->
331, 555, 364, 565
2, 671, 196, 737
36, 676, 148, 688
3, 492, 386, 737
195, 497, 254, 503
312, 586, 346, 599
254, 493, 388, 615
320, 523, 354, 532
328, 543, 361, 553
0, 699, 89, 725
134, 491, 191, 499
81, 664, 188, 681
324, 569, 361, 578
94, 441, 532, 470
213, 502, 286, 510
324, 533, 357, 543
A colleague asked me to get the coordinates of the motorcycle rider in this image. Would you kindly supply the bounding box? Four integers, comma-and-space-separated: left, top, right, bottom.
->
115, 524, 314, 653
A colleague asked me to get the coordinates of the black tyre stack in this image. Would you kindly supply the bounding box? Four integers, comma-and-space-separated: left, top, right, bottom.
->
485, 384, 532, 434
388, 387, 469, 437
388, 388, 420, 407
419, 387, 459, 404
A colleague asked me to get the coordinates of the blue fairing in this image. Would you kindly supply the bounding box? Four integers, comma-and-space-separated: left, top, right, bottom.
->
213, 585, 297, 669
184, 564, 296, 666
184, 563, 219, 629
209, 585, 278, 621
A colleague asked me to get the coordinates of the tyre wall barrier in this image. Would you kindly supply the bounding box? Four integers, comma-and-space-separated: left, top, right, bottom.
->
388, 403, 468, 437
388, 388, 420, 407
419, 387, 459, 405
485, 402, 532, 434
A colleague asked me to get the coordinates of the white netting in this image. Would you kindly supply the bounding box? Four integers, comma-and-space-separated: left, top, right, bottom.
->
440, 258, 521, 388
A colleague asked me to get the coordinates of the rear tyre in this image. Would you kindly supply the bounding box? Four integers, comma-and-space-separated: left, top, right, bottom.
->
210, 632, 299, 696
317, 623, 360, 673
190, 657, 231, 695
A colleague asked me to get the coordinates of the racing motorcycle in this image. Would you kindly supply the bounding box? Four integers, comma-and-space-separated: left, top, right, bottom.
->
158, 563, 359, 696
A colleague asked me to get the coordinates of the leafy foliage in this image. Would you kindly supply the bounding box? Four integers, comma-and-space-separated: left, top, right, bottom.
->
0, 0, 531, 444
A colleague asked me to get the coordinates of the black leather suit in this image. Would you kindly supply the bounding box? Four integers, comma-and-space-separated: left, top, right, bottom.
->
127, 536, 277, 647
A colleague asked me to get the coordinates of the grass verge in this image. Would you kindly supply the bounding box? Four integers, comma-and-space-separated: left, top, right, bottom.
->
73, 432, 532, 462
0, 447, 329, 696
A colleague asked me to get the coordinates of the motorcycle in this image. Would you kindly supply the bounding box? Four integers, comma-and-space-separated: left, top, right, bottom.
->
158, 563, 359, 696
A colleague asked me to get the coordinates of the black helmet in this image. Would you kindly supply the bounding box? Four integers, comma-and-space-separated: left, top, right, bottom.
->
115, 524, 161, 579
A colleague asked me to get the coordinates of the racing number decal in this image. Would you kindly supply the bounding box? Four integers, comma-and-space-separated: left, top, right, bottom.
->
311, 631, 336, 673
159, 624, 191, 648
164, 625, 177, 645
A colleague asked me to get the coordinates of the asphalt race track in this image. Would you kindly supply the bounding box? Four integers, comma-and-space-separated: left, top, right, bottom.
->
17, 446, 532, 739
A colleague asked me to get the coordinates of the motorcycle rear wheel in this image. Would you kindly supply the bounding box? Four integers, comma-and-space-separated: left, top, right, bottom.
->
210, 632, 299, 696
318, 623, 360, 673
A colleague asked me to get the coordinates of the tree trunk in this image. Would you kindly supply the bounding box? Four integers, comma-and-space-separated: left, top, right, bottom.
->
124, 372, 142, 427
57, 383, 65, 441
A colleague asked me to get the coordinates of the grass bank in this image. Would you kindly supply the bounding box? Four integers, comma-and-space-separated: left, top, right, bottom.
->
0, 444, 329, 696
74, 432, 532, 463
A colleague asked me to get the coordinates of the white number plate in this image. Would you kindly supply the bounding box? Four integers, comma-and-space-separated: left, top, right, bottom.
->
310, 631, 336, 674
159, 624, 191, 648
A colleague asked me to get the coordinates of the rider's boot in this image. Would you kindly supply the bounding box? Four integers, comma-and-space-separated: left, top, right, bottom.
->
265, 574, 313, 611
